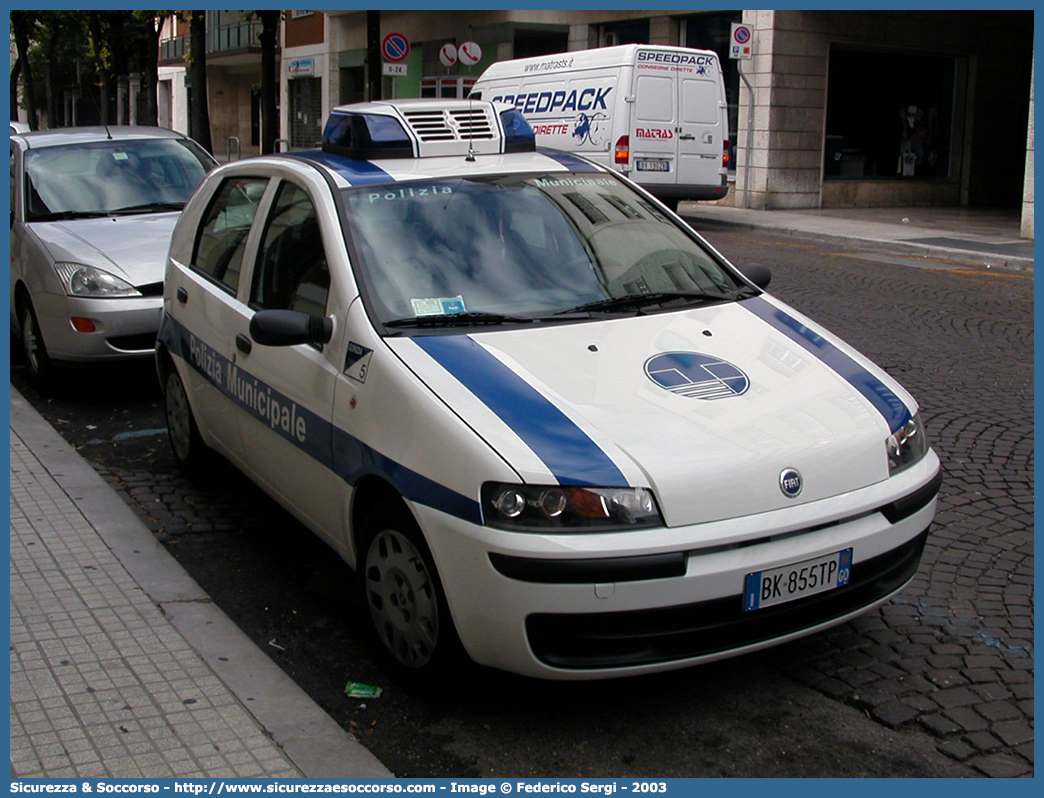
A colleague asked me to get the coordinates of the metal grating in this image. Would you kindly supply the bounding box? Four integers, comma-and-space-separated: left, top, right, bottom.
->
402, 108, 496, 142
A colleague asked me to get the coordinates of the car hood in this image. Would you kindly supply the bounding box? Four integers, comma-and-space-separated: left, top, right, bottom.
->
29, 213, 180, 286
391, 295, 918, 527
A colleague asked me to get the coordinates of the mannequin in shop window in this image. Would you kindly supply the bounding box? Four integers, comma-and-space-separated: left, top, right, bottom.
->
898, 104, 938, 177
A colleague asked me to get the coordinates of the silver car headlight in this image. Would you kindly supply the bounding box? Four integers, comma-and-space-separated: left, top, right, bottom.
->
482, 483, 663, 531
886, 412, 928, 475
53, 262, 142, 297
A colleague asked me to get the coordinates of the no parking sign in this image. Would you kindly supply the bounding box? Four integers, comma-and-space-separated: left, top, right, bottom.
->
730, 23, 753, 60
382, 32, 410, 63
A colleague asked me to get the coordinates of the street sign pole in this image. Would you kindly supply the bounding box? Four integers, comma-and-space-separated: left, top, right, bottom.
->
738, 63, 754, 210
730, 23, 755, 209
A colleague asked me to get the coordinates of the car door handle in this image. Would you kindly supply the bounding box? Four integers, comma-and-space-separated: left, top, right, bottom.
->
235, 334, 252, 355
176, 287, 188, 303
678, 133, 696, 140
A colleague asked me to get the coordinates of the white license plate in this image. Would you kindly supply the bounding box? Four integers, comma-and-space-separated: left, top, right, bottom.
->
742, 548, 853, 612
636, 160, 670, 172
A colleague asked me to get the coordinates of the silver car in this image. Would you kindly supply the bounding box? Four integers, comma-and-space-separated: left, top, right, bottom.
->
10, 126, 215, 387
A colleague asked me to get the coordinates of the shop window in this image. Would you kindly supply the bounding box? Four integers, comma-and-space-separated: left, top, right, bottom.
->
600, 20, 650, 46
421, 76, 476, 99
513, 29, 569, 60
825, 50, 955, 179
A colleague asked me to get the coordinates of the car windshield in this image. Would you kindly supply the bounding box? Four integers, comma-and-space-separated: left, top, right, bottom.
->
339, 172, 747, 328
24, 138, 214, 222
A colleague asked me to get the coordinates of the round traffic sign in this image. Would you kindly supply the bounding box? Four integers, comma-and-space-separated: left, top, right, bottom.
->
733, 25, 751, 45
382, 32, 410, 63
439, 43, 458, 68
458, 40, 483, 66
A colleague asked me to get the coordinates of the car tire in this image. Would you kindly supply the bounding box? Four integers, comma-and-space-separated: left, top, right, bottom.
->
18, 297, 53, 392
358, 505, 464, 680
163, 367, 208, 474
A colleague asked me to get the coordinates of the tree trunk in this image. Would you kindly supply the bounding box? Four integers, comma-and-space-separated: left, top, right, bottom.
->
11, 12, 40, 130
189, 10, 212, 152
367, 10, 381, 102
10, 57, 23, 123
258, 11, 279, 154
140, 14, 160, 127
45, 19, 62, 128
88, 11, 112, 125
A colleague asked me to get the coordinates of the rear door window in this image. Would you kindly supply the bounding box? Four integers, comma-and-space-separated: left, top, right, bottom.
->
192, 177, 269, 294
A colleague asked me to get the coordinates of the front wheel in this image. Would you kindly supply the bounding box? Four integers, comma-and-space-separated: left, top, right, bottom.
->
358, 506, 463, 678
18, 297, 53, 391
164, 367, 208, 473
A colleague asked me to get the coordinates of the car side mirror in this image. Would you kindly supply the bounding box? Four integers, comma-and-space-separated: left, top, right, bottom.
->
250, 308, 333, 347
738, 263, 771, 289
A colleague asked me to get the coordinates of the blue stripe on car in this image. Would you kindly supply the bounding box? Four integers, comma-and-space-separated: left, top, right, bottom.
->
414, 335, 629, 487
741, 296, 912, 433
159, 313, 481, 524
293, 150, 397, 186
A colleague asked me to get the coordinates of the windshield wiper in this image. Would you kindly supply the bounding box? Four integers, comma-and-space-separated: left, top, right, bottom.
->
384, 311, 534, 329
29, 210, 111, 222
556, 289, 739, 315
108, 201, 185, 215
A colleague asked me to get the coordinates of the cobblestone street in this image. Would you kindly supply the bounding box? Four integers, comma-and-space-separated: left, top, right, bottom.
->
712, 232, 1034, 776
17, 229, 1032, 777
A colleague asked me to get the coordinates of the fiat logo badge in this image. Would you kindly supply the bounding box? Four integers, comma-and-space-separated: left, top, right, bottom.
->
779, 468, 803, 498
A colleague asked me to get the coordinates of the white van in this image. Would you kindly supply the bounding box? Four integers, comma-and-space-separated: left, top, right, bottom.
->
470, 44, 730, 209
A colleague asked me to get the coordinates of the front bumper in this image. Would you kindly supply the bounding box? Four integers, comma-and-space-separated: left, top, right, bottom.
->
414, 452, 941, 680
33, 291, 163, 362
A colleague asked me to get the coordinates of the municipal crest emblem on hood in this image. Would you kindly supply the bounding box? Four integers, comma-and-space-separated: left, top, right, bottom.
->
644, 352, 750, 400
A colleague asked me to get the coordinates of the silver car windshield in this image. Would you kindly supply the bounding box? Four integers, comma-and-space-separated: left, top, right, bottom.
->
24, 138, 213, 222
340, 172, 745, 327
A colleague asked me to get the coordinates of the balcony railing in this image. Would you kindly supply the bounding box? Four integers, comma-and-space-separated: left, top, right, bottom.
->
160, 19, 264, 63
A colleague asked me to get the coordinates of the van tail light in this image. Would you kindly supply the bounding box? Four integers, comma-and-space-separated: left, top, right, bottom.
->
722, 140, 731, 168
615, 135, 630, 165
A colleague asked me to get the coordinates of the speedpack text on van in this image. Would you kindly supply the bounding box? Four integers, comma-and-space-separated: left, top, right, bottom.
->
157, 98, 940, 681
470, 45, 730, 209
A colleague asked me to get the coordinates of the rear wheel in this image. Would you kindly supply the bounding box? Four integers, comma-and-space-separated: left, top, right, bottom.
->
163, 367, 208, 473
358, 505, 463, 678
18, 297, 53, 391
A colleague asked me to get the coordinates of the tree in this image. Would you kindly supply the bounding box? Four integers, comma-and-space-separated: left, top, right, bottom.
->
133, 11, 173, 128
188, 10, 212, 152
11, 11, 40, 129
10, 57, 23, 122
256, 11, 281, 154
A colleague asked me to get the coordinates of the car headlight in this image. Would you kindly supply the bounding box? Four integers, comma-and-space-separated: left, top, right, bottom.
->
53, 263, 141, 297
482, 483, 664, 531
886, 412, 928, 475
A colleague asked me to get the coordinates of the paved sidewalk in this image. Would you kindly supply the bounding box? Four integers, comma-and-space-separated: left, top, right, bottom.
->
678, 203, 1034, 272
9, 387, 392, 779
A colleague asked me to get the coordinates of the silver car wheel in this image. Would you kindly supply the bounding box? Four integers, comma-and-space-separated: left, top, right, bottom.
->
20, 304, 43, 378
364, 527, 440, 669
165, 370, 194, 464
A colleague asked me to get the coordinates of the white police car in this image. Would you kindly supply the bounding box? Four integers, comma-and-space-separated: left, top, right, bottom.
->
157, 99, 941, 680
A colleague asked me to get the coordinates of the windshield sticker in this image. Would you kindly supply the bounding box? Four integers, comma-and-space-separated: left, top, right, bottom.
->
411, 295, 466, 316
366, 185, 454, 203
112, 151, 129, 160
645, 352, 750, 400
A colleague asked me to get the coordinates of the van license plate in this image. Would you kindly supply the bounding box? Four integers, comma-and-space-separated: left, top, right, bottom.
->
742, 548, 852, 612
636, 160, 670, 172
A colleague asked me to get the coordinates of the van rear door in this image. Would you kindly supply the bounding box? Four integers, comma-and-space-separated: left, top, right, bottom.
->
676, 57, 726, 198
632, 72, 679, 193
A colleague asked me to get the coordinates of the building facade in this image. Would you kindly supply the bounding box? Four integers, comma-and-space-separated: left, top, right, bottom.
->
158, 9, 1034, 234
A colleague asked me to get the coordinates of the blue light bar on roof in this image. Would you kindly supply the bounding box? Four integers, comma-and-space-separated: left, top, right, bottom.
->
499, 109, 536, 153
322, 112, 414, 159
